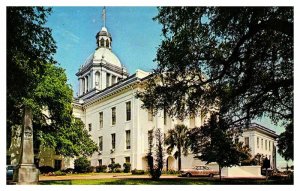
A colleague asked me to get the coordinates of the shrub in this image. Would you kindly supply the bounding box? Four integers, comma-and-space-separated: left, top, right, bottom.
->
108, 163, 121, 172
115, 168, 121, 173
53, 170, 66, 176
131, 169, 145, 175
39, 166, 55, 174
74, 157, 90, 173
62, 168, 74, 174
86, 166, 96, 173
96, 165, 107, 172
123, 163, 131, 173
162, 169, 178, 174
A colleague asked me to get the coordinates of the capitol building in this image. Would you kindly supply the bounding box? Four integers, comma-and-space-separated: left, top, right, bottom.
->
8, 9, 277, 174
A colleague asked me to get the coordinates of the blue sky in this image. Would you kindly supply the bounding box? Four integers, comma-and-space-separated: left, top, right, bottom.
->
46, 7, 162, 95
46, 6, 291, 167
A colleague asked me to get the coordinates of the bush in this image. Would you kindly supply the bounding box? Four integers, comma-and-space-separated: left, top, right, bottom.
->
96, 165, 107, 172
39, 166, 55, 174
115, 168, 121, 173
86, 166, 96, 173
123, 163, 131, 173
131, 169, 145, 175
53, 170, 66, 176
162, 169, 178, 174
108, 163, 121, 172
62, 168, 74, 174
74, 157, 90, 173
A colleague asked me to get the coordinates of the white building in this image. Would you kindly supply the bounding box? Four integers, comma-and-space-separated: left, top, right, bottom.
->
71, 12, 278, 171
8, 9, 277, 173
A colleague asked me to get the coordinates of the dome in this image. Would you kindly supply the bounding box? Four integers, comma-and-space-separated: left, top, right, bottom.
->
93, 47, 122, 67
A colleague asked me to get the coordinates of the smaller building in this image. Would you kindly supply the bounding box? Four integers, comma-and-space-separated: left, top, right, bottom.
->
239, 123, 278, 169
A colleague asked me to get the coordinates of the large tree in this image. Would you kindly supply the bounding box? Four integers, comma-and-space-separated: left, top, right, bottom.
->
164, 124, 189, 171
137, 7, 293, 160
189, 113, 251, 180
7, 7, 97, 159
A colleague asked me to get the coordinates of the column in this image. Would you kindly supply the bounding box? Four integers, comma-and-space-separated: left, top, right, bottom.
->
101, 70, 106, 90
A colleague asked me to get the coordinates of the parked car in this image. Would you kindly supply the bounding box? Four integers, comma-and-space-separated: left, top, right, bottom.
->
180, 165, 219, 177
6, 165, 16, 180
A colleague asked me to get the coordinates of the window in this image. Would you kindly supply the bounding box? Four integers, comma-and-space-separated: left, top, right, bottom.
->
54, 160, 62, 170
148, 108, 153, 121
261, 138, 263, 149
126, 101, 131, 121
126, 130, 131, 149
98, 159, 102, 166
99, 112, 103, 129
269, 141, 271, 151
106, 39, 109, 48
88, 123, 92, 131
111, 133, 116, 149
112, 107, 116, 125
257, 137, 259, 148
125, 157, 130, 163
106, 73, 110, 87
110, 158, 115, 164
234, 138, 239, 144
98, 136, 103, 151
265, 140, 267, 150
100, 38, 104, 47
112, 75, 116, 85
244, 137, 249, 146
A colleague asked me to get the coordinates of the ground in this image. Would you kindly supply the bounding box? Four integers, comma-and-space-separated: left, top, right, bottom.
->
35, 173, 293, 185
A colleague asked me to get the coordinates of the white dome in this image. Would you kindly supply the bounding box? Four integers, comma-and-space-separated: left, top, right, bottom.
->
93, 47, 122, 67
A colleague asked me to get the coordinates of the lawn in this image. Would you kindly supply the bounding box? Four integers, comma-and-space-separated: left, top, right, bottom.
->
39, 178, 293, 185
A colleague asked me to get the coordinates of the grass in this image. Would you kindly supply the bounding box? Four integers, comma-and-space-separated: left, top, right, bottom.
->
39, 178, 293, 185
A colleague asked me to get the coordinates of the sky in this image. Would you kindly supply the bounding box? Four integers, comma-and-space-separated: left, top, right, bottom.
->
45, 6, 292, 168
46, 7, 162, 96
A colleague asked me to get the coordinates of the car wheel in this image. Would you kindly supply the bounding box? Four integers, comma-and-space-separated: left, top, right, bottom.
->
209, 174, 214, 178
186, 173, 192, 177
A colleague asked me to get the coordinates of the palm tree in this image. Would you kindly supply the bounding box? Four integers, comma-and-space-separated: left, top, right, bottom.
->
164, 124, 189, 171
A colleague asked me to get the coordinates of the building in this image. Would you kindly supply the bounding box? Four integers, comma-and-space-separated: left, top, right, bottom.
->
71, 10, 277, 171
239, 123, 277, 169
7, 9, 278, 173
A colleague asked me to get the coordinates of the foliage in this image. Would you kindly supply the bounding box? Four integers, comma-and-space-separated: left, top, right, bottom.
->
38, 166, 55, 174
277, 122, 293, 161
147, 129, 165, 180
131, 169, 145, 175
74, 157, 90, 173
164, 124, 189, 171
108, 163, 121, 173
86, 166, 96, 173
137, 7, 293, 160
188, 113, 251, 180
51, 170, 66, 176
162, 169, 179, 174
7, 7, 98, 158
96, 165, 107, 173
123, 163, 131, 173
61, 168, 74, 174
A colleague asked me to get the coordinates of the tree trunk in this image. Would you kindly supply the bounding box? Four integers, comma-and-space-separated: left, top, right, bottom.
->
178, 147, 181, 171
219, 165, 222, 181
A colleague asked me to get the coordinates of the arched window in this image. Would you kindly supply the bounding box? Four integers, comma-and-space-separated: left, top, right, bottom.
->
106, 39, 109, 48
100, 38, 105, 47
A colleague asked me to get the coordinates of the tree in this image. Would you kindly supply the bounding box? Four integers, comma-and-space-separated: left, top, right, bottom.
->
7, 7, 97, 160
189, 113, 251, 180
277, 122, 293, 161
164, 124, 189, 171
137, 7, 293, 160
74, 156, 90, 173
147, 129, 164, 180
